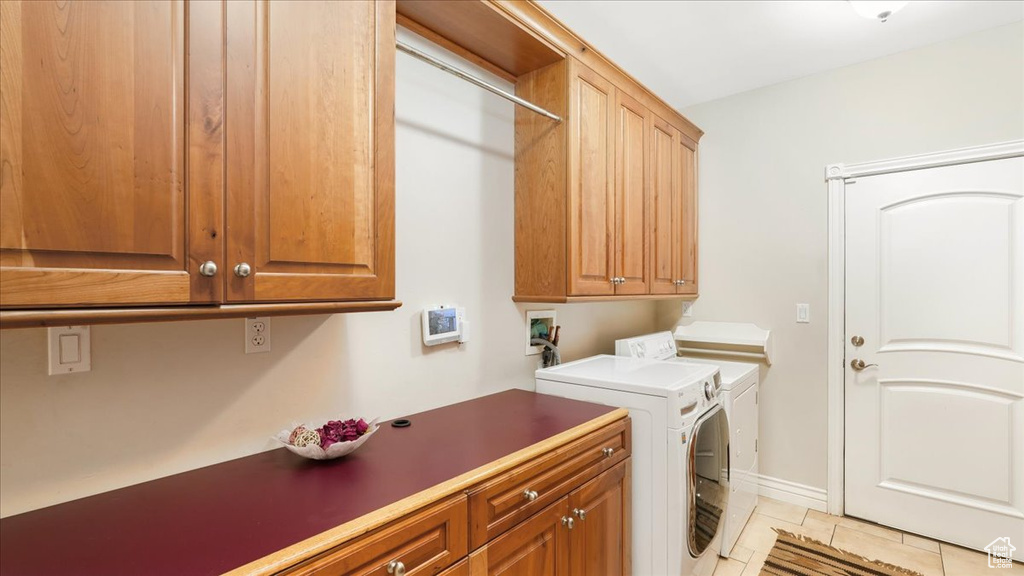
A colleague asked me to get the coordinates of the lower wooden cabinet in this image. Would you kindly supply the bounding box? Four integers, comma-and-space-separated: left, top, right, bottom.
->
277, 420, 631, 576
468, 461, 630, 576
568, 461, 630, 576
283, 496, 467, 576
469, 497, 571, 576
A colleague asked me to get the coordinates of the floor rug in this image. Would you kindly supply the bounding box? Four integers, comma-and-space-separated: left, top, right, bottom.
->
762, 529, 925, 576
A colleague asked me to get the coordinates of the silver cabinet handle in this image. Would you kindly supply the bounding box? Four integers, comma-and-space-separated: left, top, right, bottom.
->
573, 507, 586, 520
850, 359, 878, 371
198, 261, 218, 277
602, 447, 614, 458
522, 489, 538, 501
387, 560, 406, 576
561, 516, 575, 529
233, 262, 252, 278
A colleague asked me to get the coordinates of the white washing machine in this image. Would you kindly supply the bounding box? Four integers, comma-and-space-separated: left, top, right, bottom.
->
536, 355, 729, 576
616, 332, 759, 558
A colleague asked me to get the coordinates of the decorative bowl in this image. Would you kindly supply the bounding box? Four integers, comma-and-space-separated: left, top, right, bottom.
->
274, 418, 379, 461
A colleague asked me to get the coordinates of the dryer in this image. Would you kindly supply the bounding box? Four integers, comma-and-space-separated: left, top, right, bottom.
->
536, 355, 728, 576
616, 332, 759, 558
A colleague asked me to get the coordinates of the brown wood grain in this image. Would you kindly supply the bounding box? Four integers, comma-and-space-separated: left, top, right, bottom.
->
566, 59, 615, 297
283, 495, 468, 576
469, 497, 571, 576
0, 300, 404, 329
568, 460, 629, 576
513, 60, 567, 299
187, 0, 225, 303
649, 114, 677, 295
225, 0, 395, 303
398, 14, 517, 84
468, 419, 629, 549
676, 130, 698, 295
440, 559, 470, 576
0, 0, 195, 307
613, 90, 650, 295
396, 0, 563, 78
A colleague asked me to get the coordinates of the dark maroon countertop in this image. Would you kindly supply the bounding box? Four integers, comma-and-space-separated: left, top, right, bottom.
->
0, 389, 617, 576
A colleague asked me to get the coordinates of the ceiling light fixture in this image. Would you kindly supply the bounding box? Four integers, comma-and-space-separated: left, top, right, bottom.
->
848, 1, 909, 23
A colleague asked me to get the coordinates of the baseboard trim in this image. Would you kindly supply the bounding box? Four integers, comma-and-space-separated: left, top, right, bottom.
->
758, 474, 828, 513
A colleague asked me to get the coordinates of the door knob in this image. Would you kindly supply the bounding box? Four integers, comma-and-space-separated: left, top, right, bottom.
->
386, 560, 406, 576
851, 335, 864, 347
233, 262, 252, 278
198, 261, 218, 277
850, 359, 877, 371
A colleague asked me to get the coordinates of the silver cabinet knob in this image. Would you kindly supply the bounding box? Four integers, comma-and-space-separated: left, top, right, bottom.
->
387, 560, 406, 576
675, 279, 686, 286
522, 489, 539, 502
233, 262, 252, 278
573, 507, 587, 520
850, 359, 878, 371
561, 516, 575, 529
602, 447, 615, 458
198, 261, 218, 277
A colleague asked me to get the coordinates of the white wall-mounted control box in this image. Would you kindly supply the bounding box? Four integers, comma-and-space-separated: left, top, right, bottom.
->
422, 305, 467, 346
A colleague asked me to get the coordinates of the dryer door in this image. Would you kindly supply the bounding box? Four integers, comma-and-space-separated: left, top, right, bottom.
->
688, 404, 730, 558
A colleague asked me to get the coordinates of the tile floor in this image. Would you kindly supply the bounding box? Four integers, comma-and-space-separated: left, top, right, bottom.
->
714, 497, 1024, 576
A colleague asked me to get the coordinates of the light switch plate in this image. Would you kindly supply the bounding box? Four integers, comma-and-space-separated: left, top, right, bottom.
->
48, 326, 91, 375
796, 303, 810, 323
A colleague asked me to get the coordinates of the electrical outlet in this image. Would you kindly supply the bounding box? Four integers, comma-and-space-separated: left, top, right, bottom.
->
681, 301, 694, 318
245, 317, 271, 354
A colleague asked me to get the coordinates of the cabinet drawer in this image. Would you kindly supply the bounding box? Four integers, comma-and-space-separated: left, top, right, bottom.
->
468, 419, 630, 549
284, 495, 468, 576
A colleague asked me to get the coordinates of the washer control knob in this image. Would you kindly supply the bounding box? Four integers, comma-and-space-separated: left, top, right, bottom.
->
704, 381, 714, 401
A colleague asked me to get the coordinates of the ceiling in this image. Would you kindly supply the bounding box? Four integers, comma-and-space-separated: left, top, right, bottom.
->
536, 1, 1024, 109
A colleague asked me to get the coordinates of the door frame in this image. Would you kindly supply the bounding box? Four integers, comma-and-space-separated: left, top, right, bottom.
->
824, 139, 1024, 516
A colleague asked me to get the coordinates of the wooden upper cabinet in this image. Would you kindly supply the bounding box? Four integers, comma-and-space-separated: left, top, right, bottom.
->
650, 116, 678, 295
512, 55, 698, 303
613, 91, 650, 295
225, 0, 395, 303
676, 133, 698, 294
567, 60, 615, 297
0, 0, 223, 308
568, 461, 630, 576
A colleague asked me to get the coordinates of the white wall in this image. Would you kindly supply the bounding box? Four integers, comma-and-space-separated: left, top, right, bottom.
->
0, 30, 658, 518
657, 22, 1024, 490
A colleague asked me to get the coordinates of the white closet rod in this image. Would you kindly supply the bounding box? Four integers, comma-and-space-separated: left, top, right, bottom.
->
396, 40, 562, 122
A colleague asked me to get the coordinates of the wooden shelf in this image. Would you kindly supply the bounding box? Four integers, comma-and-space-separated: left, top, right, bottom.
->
0, 301, 403, 329
511, 294, 697, 304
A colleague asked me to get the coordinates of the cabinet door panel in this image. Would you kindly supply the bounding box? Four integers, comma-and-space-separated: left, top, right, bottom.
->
567, 60, 615, 296
226, 0, 394, 302
568, 460, 630, 576
676, 136, 698, 294
649, 116, 677, 295
470, 497, 570, 576
614, 91, 649, 295
0, 0, 222, 306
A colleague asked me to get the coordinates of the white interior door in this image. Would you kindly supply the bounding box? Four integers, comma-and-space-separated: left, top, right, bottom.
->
845, 156, 1024, 558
